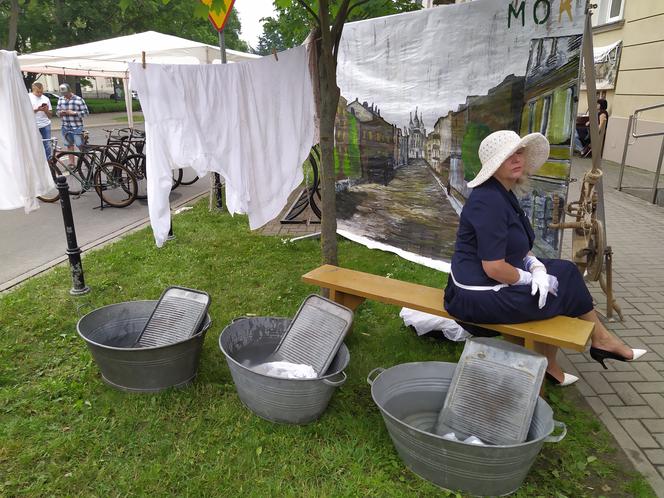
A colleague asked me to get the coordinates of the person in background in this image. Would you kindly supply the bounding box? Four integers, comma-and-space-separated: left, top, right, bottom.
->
596, 98, 609, 139
575, 98, 609, 157
29, 82, 52, 159
56, 83, 89, 153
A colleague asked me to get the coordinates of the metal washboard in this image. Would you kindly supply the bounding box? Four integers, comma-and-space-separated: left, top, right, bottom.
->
271, 295, 353, 377
133, 287, 210, 348
435, 337, 547, 445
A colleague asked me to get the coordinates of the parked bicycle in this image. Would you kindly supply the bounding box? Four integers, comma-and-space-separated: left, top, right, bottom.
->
102, 127, 186, 198
37, 138, 138, 208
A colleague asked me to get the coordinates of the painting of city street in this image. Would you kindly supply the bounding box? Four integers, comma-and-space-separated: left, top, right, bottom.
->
334, 0, 586, 263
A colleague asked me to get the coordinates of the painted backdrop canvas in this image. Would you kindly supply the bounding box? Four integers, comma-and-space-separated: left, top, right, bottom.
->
335, 0, 586, 266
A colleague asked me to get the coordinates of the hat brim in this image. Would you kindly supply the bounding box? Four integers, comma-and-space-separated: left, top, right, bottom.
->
467, 132, 550, 188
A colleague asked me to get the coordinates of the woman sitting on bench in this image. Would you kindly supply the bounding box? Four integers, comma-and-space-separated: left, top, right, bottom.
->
444, 130, 646, 386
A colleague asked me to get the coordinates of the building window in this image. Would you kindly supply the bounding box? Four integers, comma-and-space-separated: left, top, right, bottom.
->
534, 39, 544, 67
540, 95, 551, 135
607, 0, 624, 22
528, 101, 536, 134
592, 0, 625, 27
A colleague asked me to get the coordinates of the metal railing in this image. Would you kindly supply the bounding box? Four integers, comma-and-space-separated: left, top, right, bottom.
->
617, 102, 664, 204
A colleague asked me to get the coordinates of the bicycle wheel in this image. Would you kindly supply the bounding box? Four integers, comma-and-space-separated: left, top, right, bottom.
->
171, 168, 183, 191
37, 162, 63, 202
94, 162, 138, 208
52, 152, 91, 195
179, 167, 199, 186
123, 153, 147, 199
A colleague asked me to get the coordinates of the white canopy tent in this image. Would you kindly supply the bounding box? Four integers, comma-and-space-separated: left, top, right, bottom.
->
17, 31, 259, 125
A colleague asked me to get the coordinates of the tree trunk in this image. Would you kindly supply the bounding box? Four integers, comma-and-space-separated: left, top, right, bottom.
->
5, 0, 20, 50
317, 0, 339, 266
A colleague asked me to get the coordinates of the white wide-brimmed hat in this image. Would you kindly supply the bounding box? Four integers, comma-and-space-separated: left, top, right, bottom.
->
467, 130, 550, 188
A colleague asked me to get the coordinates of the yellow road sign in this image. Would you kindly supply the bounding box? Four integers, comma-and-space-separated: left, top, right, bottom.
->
201, 0, 234, 32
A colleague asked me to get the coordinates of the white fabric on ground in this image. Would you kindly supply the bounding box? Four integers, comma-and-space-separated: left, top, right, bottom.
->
399, 307, 470, 341
251, 361, 317, 379
0, 51, 54, 213
129, 45, 315, 247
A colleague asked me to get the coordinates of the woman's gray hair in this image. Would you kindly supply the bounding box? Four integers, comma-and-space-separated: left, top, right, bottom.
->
512, 174, 532, 198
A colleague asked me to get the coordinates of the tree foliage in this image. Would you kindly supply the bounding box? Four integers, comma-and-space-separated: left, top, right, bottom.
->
0, 0, 249, 53
256, 0, 420, 55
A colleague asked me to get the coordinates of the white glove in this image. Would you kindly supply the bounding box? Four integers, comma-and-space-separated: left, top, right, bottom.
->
513, 265, 559, 309
514, 268, 532, 286
531, 267, 559, 309
524, 255, 545, 273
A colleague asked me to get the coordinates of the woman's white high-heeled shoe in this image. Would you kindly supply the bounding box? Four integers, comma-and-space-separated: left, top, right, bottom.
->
545, 372, 579, 387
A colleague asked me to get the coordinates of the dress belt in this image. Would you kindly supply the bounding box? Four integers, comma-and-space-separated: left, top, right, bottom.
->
450, 271, 508, 292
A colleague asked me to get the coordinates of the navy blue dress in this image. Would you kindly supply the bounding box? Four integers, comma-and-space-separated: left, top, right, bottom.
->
444, 177, 593, 335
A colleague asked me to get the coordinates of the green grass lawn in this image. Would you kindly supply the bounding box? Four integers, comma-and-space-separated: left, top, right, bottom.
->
0, 201, 655, 497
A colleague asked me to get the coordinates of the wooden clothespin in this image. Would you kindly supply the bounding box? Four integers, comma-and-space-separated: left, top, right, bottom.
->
272, 47, 278, 62
141, 51, 146, 69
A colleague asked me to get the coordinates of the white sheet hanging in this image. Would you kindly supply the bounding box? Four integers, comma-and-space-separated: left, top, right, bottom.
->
129, 45, 316, 247
0, 50, 54, 213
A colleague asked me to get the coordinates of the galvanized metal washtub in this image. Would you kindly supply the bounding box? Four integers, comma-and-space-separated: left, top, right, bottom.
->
77, 300, 211, 392
219, 317, 349, 424
367, 362, 566, 496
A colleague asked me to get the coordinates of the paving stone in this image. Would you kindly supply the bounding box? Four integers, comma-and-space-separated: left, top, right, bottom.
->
632, 382, 664, 394
642, 322, 664, 335
632, 303, 660, 315
602, 371, 645, 383
626, 296, 659, 304
611, 406, 659, 419
583, 372, 615, 394
567, 353, 588, 364
644, 419, 664, 433
651, 362, 664, 371
626, 337, 652, 350
620, 420, 660, 448
643, 394, 664, 418
655, 434, 664, 447
633, 363, 664, 382
573, 377, 596, 397
586, 396, 608, 416
613, 382, 646, 405
645, 449, 664, 465
618, 328, 654, 337
609, 359, 642, 371
599, 394, 624, 406
575, 362, 610, 372
636, 315, 664, 323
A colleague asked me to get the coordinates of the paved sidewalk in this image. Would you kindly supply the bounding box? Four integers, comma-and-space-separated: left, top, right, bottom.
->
561, 157, 664, 496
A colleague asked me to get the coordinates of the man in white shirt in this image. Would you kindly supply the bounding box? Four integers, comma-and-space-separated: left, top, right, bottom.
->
29, 82, 53, 159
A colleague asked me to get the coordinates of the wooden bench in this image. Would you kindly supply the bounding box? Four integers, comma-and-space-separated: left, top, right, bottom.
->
302, 264, 593, 352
